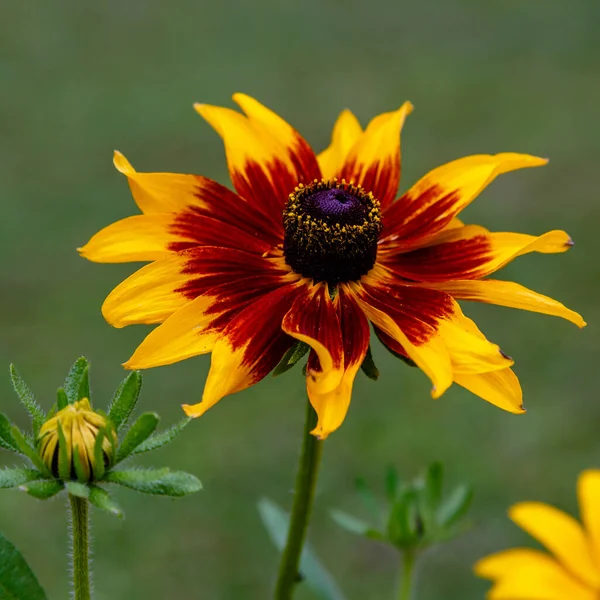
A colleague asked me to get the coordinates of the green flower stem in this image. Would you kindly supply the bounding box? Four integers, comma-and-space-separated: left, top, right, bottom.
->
399, 550, 416, 600
69, 494, 91, 600
274, 400, 324, 599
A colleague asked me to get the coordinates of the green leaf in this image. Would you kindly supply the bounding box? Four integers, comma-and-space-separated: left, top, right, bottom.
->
425, 462, 444, 509
0, 532, 47, 599
20, 479, 64, 500
63, 357, 89, 404
105, 468, 202, 497
388, 488, 421, 548
71, 447, 89, 484
355, 477, 381, 521
56, 388, 68, 411
115, 413, 160, 463
107, 371, 142, 431
9, 365, 45, 437
330, 510, 373, 536
0, 468, 44, 489
273, 341, 310, 376
258, 498, 347, 600
360, 346, 379, 381
89, 486, 123, 518
10, 428, 50, 477
437, 485, 473, 528
65, 481, 89, 498
385, 465, 399, 503
77, 366, 90, 403
93, 429, 106, 481
0, 413, 20, 454
132, 418, 191, 455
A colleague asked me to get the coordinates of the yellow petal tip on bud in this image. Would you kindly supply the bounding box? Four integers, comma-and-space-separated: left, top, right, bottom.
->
37, 398, 117, 483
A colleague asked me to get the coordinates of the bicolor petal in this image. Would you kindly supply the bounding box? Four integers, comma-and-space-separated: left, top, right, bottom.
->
383, 153, 548, 244
339, 102, 413, 210
317, 109, 363, 179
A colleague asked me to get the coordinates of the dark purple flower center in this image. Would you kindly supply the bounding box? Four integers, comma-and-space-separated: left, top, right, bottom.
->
283, 180, 382, 285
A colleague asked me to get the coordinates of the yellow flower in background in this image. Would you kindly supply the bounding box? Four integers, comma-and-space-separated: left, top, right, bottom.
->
80, 94, 584, 438
475, 470, 600, 600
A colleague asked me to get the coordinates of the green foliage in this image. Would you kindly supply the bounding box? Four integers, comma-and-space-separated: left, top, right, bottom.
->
88, 486, 123, 518
0, 532, 47, 600
115, 413, 159, 463
360, 346, 380, 381
20, 480, 64, 500
132, 418, 191, 455
105, 468, 202, 497
0, 468, 43, 490
56, 388, 68, 411
63, 357, 90, 404
65, 481, 90, 499
273, 341, 310, 376
258, 498, 347, 600
0, 413, 20, 454
56, 421, 70, 481
107, 371, 142, 431
9, 365, 45, 437
93, 429, 107, 481
10, 427, 50, 477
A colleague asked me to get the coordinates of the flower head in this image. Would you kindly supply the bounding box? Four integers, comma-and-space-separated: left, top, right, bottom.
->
475, 470, 600, 599
80, 94, 585, 438
37, 398, 116, 482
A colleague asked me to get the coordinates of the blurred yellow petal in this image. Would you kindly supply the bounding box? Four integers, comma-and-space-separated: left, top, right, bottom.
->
317, 109, 363, 179
454, 368, 524, 414
510, 502, 600, 588
578, 470, 600, 569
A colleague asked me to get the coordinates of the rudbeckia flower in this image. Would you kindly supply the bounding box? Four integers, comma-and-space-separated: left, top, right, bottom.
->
475, 470, 600, 600
80, 94, 584, 439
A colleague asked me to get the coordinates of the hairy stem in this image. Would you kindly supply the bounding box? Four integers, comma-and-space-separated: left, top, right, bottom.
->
69, 494, 91, 600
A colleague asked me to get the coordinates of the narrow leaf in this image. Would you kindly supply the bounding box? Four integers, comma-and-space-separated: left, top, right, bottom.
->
72, 446, 89, 484
0, 413, 21, 453
63, 357, 89, 404
272, 341, 310, 376
107, 371, 142, 431
93, 429, 106, 481
20, 479, 64, 500
437, 485, 473, 528
330, 510, 372, 536
425, 462, 444, 509
77, 366, 90, 402
105, 468, 202, 497
65, 481, 89, 498
56, 388, 68, 411
132, 417, 191, 455
258, 498, 347, 600
360, 346, 379, 381
0, 532, 47, 599
115, 413, 160, 463
0, 468, 43, 489
89, 486, 123, 518
10, 427, 50, 477
9, 365, 45, 436
385, 465, 399, 503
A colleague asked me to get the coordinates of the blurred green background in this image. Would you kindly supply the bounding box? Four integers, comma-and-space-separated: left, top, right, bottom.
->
1, 1, 598, 598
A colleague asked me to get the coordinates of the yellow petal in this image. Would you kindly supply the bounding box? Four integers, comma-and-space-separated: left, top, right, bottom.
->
317, 109, 363, 179
454, 368, 524, 414
78, 214, 178, 263
510, 502, 600, 588
113, 151, 203, 214
578, 470, 600, 570
432, 279, 586, 328
475, 548, 595, 600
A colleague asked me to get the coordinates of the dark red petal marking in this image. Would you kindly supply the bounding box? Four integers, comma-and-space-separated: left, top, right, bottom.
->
381, 233, 493, 281
359, 281, 454, 346
382, 184, 461, 247
337, 288, 370, 367
341, 157, 398, 212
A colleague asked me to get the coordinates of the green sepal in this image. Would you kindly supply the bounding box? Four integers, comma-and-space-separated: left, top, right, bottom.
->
56, 421, 71, 481
385, 465, 399, 503
72, 445, 88, 483
0, 412, 21, 453
9, 364, 45, 437
93, 428, 106, 480
20, 479, 64, 500
360, 346, 379, 381
89, 485, 123, 518
387, 487, 421, 549
77, 366, 90, 402
272, 341, 310, 376
425, 462, 443, 509
11, 427, 50, 477
105, 468, 202, 497
0, 532, 47, 600
132, 417, 191, 455
56, 388, 68, 411
258, 498, 347, 600
108, 371, 142, 431
65, 481, 89, 498
374, 328, 417, 367
437, 484, 473, 528
0, 468, 44, 489
115, 412, 160, 463
63, 357, 90, 404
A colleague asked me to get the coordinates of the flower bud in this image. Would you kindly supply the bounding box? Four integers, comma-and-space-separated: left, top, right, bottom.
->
37, 398, 117, 482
